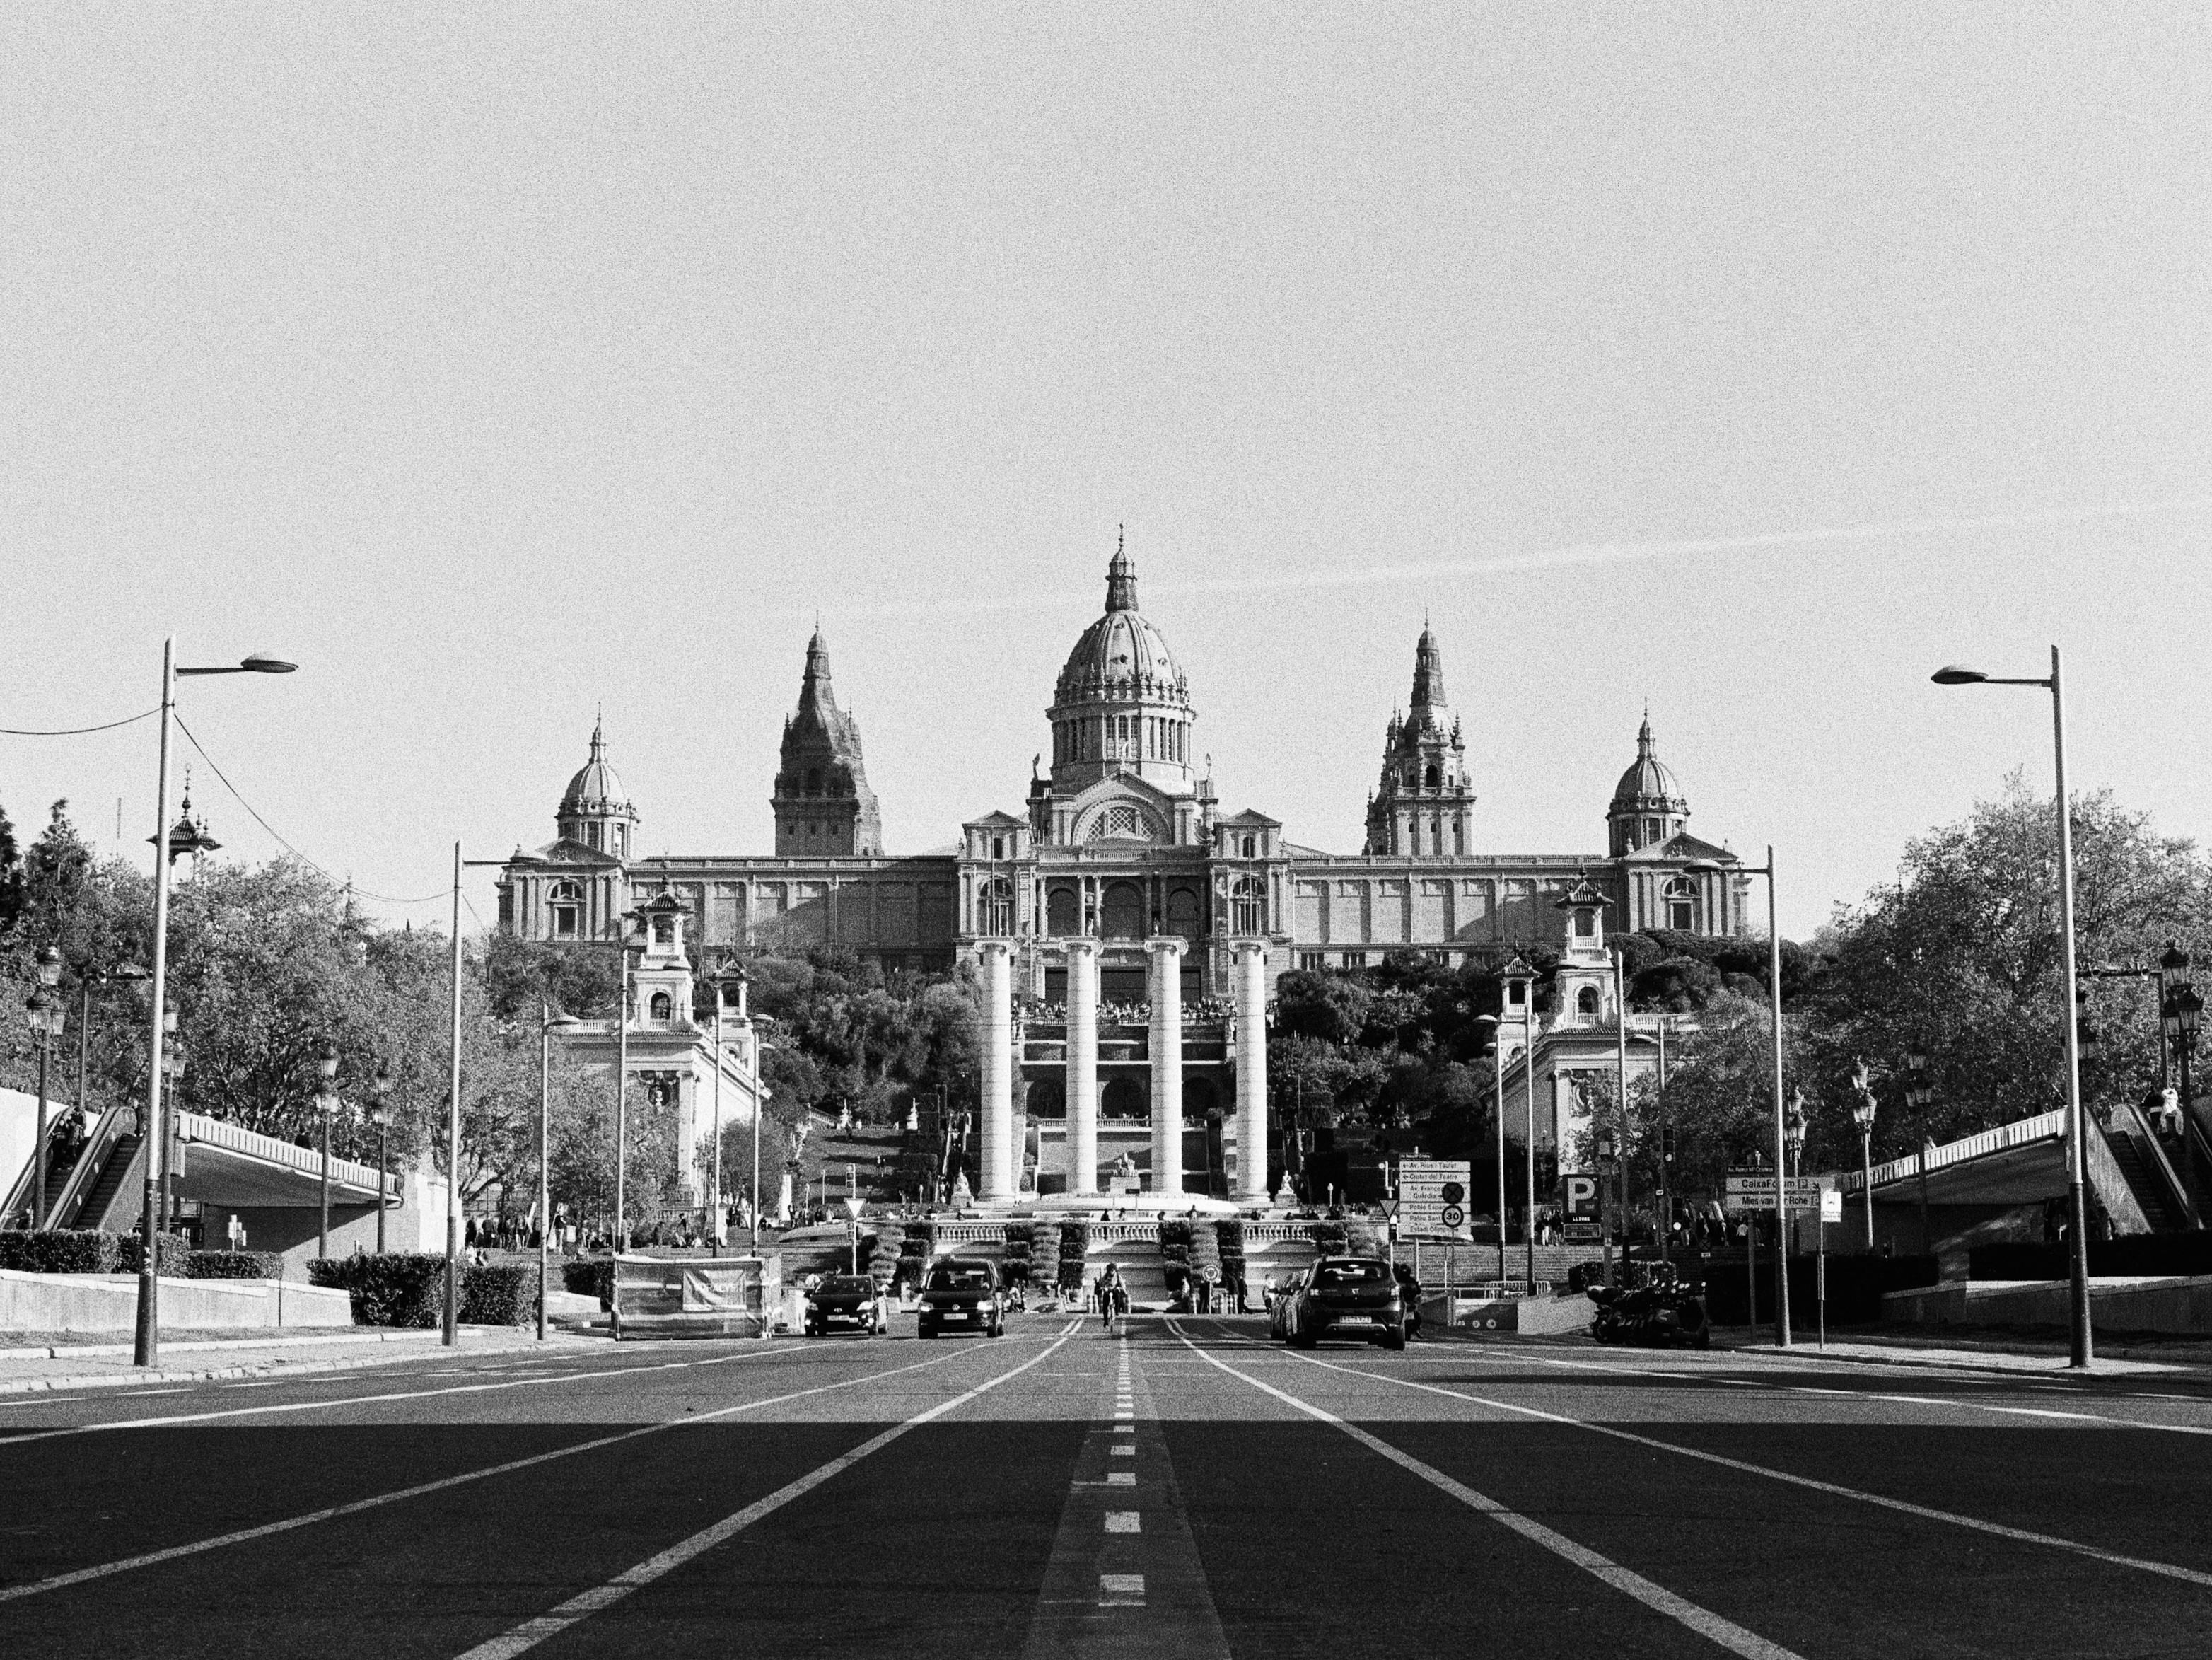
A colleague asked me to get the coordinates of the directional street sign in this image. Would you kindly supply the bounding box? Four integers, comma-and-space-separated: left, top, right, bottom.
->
1723, 1171, 1832, 1212
1396, 1159, 1474, 1238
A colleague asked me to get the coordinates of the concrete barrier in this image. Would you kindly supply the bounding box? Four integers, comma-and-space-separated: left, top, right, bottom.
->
1882, 1275, 2212, 1336
0, 1270, 355, 1335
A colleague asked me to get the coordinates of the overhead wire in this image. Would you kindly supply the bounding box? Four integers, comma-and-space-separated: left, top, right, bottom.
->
0, 707, 160, 736
170, 712, 453, 907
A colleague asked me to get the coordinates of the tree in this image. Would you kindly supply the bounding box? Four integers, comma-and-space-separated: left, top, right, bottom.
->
0, 799, 23, 935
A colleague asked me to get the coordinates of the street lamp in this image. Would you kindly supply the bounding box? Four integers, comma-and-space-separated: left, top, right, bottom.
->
2164, 981, 2201, 1120
540, 1004, 581, 1342
1849, 1060, 1878, 1249
1688, 848, 1789, 1345
136, 639, 297, 1370
25, 946, 65, 1229
368, 1065, 392, 1255
1502, 954, 1537, 1292
1932, 650, 2092, 1368
315, 1039, 341, 1262
1783, 1088, 1808, 1256
1904, 1047, 1935, 1259
1473, 1011, 1504, 1282
157, 1006, 186, 1232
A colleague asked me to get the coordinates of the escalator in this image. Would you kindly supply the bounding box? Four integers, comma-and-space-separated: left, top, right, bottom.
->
2100, 1097, 2198, 1234
69, 1133, 146, 1232
2106, 1131, 2183, 1231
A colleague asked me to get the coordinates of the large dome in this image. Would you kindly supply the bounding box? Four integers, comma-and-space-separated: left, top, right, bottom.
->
561, 720, 632, 814
1053, 540, 1188, 706
1611, 714, 1685, 810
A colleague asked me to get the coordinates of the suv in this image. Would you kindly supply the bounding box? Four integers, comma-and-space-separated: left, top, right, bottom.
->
805, 1274, 883, 1337
917, 1258, 1004, 1339
1281, 1255, 1407, 1350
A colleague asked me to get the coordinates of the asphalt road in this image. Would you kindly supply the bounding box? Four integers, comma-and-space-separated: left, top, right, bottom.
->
5, 1313, 2211, 1659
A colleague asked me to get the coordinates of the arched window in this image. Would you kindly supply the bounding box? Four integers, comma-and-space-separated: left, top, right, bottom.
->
1453, 821, 1465, 854
1425, 763, 1440, 789
1242, 833, 1256, 858
805, 768, 822, 795
550, 881, 582, 939
1232, 875, 1265, 936
1047, 886, 1080, 936
1665, 876, 1697, 932
1574, 908, 1595, 938
648, 991, 673, 1023
1576, 985, 1600, 1016
1643, 818, 1661, 844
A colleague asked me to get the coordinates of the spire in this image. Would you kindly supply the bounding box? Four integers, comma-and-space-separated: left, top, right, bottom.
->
1636, 706, 1656, 757
800, 627, 836, 716
1410, 626, 1447, 711
1104, 524, 1139, 612
588, 714, 606, 762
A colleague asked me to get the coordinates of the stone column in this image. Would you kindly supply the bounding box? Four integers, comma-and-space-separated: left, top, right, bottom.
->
1065, 939, 1101, 1197
980, 940, 1015, 1202
1234, 940, 1269, 1202
1148, 937, 1186, 1197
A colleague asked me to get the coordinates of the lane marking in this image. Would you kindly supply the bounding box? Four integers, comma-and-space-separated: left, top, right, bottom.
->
0, 1342, 812, 1448
1105, 1511, 1140, 1531
455, 1321, 1083, 1660
0, 1340, 989, 1606
1107, 1472, 1136, 1486
1170, 1323, 1799, 1660
1100, 1572, 1145, 1605
1110, 1444, 1135, 1456
1248, 1333, 2212, 1592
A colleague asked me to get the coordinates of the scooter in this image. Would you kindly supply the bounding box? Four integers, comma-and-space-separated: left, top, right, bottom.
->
1587, 1263, 1710, 1349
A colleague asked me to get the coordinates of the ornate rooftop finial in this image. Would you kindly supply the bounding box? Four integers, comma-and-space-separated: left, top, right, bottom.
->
1410, 625, 1447, 710
1105, 526, 1139, 613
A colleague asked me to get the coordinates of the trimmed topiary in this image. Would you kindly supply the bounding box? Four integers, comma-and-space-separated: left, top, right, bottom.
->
116, 1231, 192, 1277
186, 1250, 286, 1281
0, 1229, 122, 1274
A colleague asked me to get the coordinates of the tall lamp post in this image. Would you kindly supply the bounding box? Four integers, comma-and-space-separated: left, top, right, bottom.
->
136, 642, 297, 1370
2164, 978, 2201, 1122
1932, 651, 2091, 1369
540, 1003, 580, 1342
1503, 955, 1537, 1292
1689, 849, 1789, 1346
1904, 1048, 1935, 1255
1849, 1060, 1878, 1248
368, 1065, 392, 1255
314, 1040, 341, 1261
25, 946, 64, 1228
1474, 1013, 1503, 1282
1783, 1088, 1808, 1256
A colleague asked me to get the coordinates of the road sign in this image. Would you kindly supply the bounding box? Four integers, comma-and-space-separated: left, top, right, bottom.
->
1723, 1171, 1832, 1212
1561, 1173, 1600, 1221
1819, 1188, 1843, 1223
1396, 1159, 1473, 1237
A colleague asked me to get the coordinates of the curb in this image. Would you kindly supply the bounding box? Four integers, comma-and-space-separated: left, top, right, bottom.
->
0, 1331, 601, 1396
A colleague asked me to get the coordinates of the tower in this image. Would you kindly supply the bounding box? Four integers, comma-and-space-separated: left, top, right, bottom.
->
772, 629, 883, 855
1363, 626, 1474, 857
556, 719, 638, 861
1607, 711, 1689, 856
1046, 530, 1197, 799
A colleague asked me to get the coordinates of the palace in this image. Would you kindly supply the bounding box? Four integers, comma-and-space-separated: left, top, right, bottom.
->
499, 538, 1747, 1210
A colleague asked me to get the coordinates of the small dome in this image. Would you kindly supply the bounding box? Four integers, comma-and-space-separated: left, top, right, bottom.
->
561, 719, 632, 813
1612, 713, 1685, 810
1053, 534, 1188, 706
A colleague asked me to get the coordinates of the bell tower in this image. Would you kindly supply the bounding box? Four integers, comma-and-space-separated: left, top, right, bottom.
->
1363, 626, 1474, 857
772, 629, 883, 856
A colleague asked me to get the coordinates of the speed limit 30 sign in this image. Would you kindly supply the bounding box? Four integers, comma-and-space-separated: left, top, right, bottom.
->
1396, 1159, 1474, 1238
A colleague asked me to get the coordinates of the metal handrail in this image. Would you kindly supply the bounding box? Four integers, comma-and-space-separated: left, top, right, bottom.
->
1836, 1110, 2067, 1195
41, 1096, 140, 1229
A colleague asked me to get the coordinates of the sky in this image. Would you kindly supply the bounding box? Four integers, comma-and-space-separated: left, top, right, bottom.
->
4, 5, 2209, 939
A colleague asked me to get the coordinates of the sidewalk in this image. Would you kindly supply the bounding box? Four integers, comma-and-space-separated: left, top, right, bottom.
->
1707, 1324, 2212, 1379
0, 1325, 600, 1395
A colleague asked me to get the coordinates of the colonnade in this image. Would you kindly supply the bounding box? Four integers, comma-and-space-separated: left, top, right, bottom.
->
975, 936, 1270, 1205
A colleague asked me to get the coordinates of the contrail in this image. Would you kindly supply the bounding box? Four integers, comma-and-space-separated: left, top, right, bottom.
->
811, 494, 2212, 621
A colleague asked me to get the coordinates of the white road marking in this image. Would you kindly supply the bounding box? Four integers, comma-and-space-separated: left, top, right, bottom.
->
1107, 1472, 1136, 1486
455, 1323, 1081, 1660
1171, 1323, 1801, 1660
1110, 1444, 1135, 1456
1113, 1425, 1133, 1434
1279, 1342, 2212, 1591
0, 1342, 989, 1606
1105, 1511, 1140, 1532
1099, 1572, 1145, 1604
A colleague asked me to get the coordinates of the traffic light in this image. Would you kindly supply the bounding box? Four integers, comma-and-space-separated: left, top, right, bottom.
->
1662, 1126, 1676, 1164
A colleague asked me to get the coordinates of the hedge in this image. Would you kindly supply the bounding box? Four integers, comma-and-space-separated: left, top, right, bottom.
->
0, 1229, 122, 1274
460, 1265, 540, 1327
187, 1250, 286, 1280
1308, 1220, 1349, 1254
561, 1257, 613, 1306
1028, 1220, 1062, 1289
117, 1231, 192, 1277
1217, 1219, 1247, 1297
1058, 1220, 1090, 1290
309, 1253, 448, 1327
1971, 1231, 2212, 1282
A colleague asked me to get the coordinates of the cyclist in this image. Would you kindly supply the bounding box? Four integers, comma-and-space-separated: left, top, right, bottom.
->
1096, 1262, 1127, 1333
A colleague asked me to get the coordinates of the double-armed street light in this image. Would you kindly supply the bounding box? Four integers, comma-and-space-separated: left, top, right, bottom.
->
1931, 651, 2091, 1368
1850, 1060, 1878, 1248
368, 1065, 392, 1254
25, 946, 65, 1229
137, 642, 297, 1370
1688, 849, 1790, 1345
315, 1040, 342, 1261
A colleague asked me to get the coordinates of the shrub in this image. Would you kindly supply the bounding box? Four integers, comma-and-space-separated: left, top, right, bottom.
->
187, 1250, 286, 1281
0, 1229, 121, 1274
461, 1264, 540, 1326
1028, 1219, 1062, 1287
1343, 1218, 1383, 1257
866, 1224, 905, 1290
561, 1257, 614, 1306
117, 1231, 192, 1277
1308, 1220, 1349, 1254
1058, 1219, 1090, 1290
310, 1253, 448, 1328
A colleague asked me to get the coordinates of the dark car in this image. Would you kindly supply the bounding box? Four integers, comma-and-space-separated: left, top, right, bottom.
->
1281, 1255, 1406, 1350
917, 1258, 1004, 1339
805, 1274, 883, 1337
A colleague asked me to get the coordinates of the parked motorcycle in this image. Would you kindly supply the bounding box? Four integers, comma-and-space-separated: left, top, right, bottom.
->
1587, 1263, 1710, 1349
